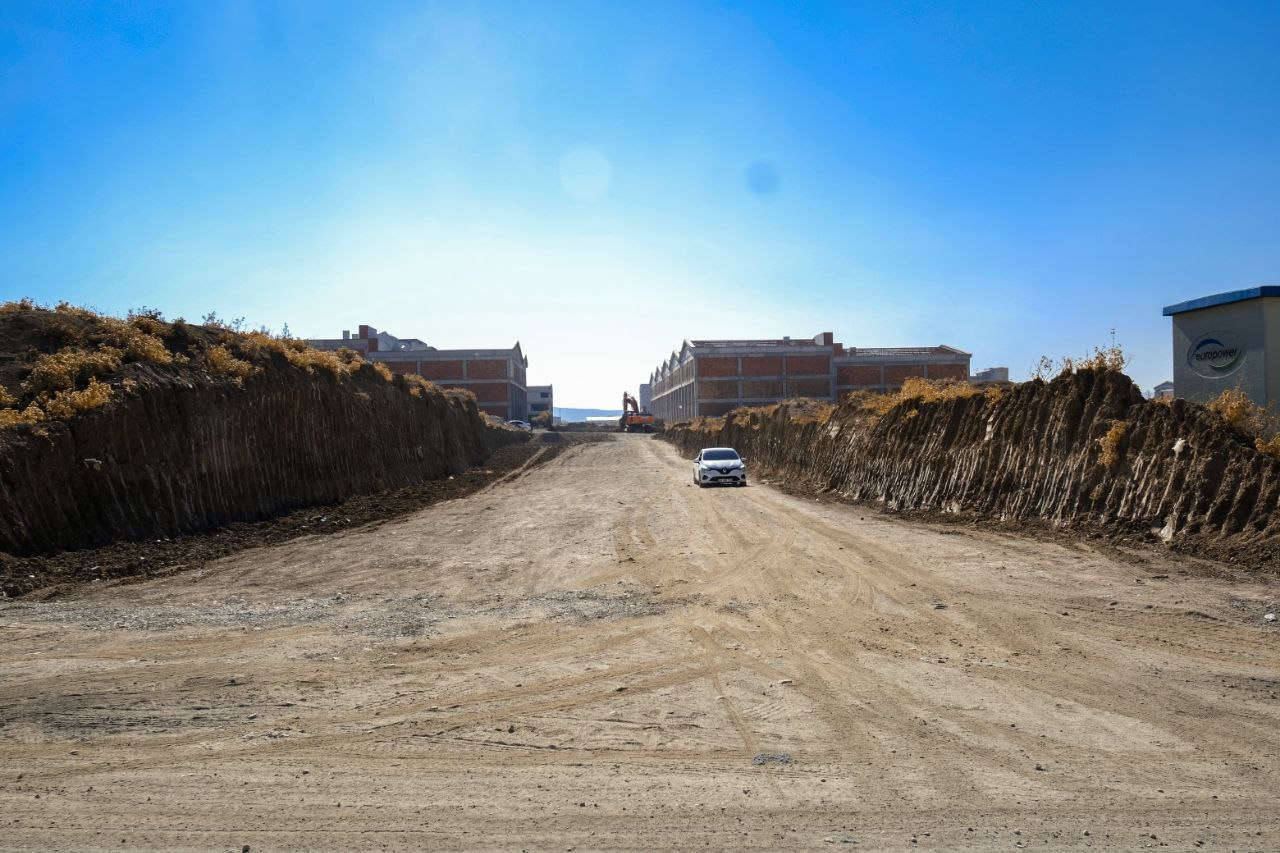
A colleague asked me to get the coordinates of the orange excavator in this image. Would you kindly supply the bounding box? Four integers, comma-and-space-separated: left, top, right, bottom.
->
619, 391, 656, 432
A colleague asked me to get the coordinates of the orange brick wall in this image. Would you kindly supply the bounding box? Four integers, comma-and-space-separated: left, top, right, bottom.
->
418, 360, 465, 381
790, 378, 831, 398
384, 360, 418, 375
837, 365, 882, 385
698, 401, 737, 416
696, 356, 738, 377
699, 379, 739, 399
929, 363, 967, 381
742, 379, 784, 397
470, 382, 509, 402
885, 364, 927, 383
785, 355, 830, 375
469, 359, 509, 380
741, 356, 784, 376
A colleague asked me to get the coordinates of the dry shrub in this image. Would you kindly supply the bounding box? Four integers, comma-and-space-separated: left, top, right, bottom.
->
1098, 420, 1127, 469
443, 387, 477, 404
442, 384, 478, 402
372, 362, 394, 382
0, 403, 45, 427
286, 347, 354, 376
42, 378, 113, 419
1205, 388, 1280, 458
105, 321, 172, 364
848, 378, 985, 423
405, 374, 436, 398
25, 347, 123, 394
1151, 394, 1174, 407
239, 332, 354, 377
0, 298, 37, 314
53, 301, 99, 321
237, 330, 289, 360
689, 415, 725, 432
204, 345, 258, 383
898, 377, 983, 404
1207, 388, 1271, 435
1032, 332, 1130, 380
1256, 434, 1280, 458
0, 386, 14, 408
984, 385, 1005, 404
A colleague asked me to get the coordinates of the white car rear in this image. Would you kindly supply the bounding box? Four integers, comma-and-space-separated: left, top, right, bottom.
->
693, 447, 747, 487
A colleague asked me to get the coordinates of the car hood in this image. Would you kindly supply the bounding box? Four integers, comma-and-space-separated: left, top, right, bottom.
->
700, 459, 742, 468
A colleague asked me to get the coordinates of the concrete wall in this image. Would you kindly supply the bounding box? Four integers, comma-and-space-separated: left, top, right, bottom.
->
528, 385, 553, 416
1171, 298, 1272, 407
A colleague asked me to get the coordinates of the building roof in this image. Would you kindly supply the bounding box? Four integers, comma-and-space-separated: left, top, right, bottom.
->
1163, 286, 1280, 316
839, 345, 971, 357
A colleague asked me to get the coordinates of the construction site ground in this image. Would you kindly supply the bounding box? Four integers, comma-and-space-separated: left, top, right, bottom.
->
2, 434, 1278, 850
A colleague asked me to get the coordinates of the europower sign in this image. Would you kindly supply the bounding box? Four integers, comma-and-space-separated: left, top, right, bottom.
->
1187, 331, 1245, 378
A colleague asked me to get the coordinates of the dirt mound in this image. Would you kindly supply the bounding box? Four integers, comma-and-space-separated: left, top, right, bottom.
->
664, 369, 1280, 568
0, 304, 524, 558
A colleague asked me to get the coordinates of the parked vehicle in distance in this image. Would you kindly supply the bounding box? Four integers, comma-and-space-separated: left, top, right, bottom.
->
693, 447, 746, 487
507, 419, 533, 431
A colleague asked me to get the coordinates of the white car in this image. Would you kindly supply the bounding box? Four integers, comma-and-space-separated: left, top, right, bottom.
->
507, 419, 533, 431
693, 447, 747, 487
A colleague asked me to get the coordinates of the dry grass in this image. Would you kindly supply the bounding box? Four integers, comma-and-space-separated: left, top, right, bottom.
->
372, 362, 394, 382
404, 374, 436, 398
444, 387, 477, 404
1098, 420, 1127, 469
203, 345, 258, 383
0, 298, 37, 315
1031, 333, 1130, 381
41, 378, 114, 419
0, 386, 15, 408
848, 378, 986, 423
1204, 388, 1280, 459
0, 404, 45, 428
1206, 388, 1271, 435
24, 347, 123, 394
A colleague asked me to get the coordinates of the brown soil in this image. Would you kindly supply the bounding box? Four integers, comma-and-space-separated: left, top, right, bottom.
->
2, 436, 1277, 850
664, 370, 1280, 570
0, 306, 521, 557
0, 433, 600, 600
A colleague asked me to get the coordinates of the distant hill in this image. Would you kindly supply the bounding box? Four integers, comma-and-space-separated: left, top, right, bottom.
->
554, 407, 622, 422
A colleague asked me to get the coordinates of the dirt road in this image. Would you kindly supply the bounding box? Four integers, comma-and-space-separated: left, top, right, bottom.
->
2, 435, 1278, 850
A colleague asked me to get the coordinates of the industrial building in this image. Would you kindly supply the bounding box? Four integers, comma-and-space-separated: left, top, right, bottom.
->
308, 325, 530, 420
528, 385, 553, 420
971, 366, 1010, 383
1163, 286, 1280, 409
648, 332, 971, 423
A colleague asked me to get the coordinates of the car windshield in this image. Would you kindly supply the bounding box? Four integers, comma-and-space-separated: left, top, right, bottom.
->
702, 449, 739, 461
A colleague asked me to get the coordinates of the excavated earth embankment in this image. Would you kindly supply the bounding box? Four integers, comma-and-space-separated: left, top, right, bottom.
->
664, 369, 1280, 568
0, 307, 524, 561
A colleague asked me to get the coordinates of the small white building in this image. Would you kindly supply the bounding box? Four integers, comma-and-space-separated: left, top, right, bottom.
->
1163, 286, 1280, 408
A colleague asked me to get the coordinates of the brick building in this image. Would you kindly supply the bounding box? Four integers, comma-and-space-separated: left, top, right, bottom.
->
309, 325, 529, 420
648, 332, 970, 423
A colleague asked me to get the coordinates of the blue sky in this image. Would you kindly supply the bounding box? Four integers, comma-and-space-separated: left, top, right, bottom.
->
2, 1, 1278, 407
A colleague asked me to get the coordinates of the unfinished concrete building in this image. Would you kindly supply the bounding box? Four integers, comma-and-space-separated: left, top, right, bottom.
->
308, 325, 530, 420
648, 332, 970, 423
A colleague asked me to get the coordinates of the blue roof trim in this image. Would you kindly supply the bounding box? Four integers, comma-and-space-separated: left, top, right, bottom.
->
1163, 286, 1280, 316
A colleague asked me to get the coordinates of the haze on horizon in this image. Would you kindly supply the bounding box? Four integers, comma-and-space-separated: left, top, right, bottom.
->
2, 1, 1278, 408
